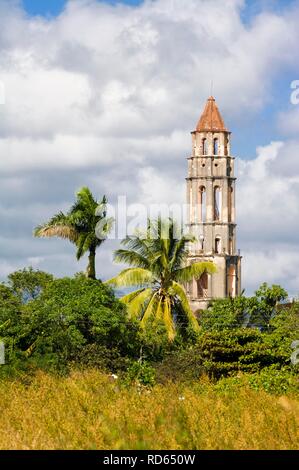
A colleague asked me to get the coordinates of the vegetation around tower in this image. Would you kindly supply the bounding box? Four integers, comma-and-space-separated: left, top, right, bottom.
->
0, 186, 298, 450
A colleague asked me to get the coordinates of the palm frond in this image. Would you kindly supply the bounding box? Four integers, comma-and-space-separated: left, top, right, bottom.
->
113, 249, 151, 269
82, 233, 96, 258
162, 297, 176, 341
120, 288, 147, 304
169, 235, 195, 271
140, 292, 159, 327
170, 281, 200, 333
154, 297, 163, 324
34, 211, 78, 241
173, 261, 216, 283
70, 187, 97, 221
121, 288, 153, 320
120, 236, 153, 260
76, 186, 95, 206
34, 224, 78, 243
106, 268, 154, 288
76, 233, 89, 260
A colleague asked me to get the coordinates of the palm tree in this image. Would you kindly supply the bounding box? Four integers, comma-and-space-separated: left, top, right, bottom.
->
107, 218, 216, 340
34, 187, 113, 279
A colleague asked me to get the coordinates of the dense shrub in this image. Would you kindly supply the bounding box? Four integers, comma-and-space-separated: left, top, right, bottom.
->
29, 275, 141, 358
74, 344, 130, 372
198, 329, 287, 378
247, 365, 299, 395
0, 284, 23, 364
0, 273, 142, 375
203, 283, 288, 332
125, 361, 156, 387
155, 328, 292, 382
212, 366, 299, 396
154, 349, 204, 383
200, 296, 249, 330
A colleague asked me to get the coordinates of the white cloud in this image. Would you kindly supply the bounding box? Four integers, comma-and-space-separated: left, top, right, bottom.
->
0, 0, 299, 295
27, 256, 45, 266
237, 140, 299, 294
238, 140, 299, 245
242, 250, 299, 299
1, 0, 299, 146
0, 260, 22, 278
278, 106, 299, 136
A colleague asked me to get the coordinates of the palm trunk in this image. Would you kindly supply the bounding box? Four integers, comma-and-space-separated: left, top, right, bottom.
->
87, 247, 96, 279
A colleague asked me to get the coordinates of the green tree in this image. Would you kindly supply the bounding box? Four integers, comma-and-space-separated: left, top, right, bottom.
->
248, 283, 288, 330
201, 295, 249, 331
7, 267, 53, 302
201, 283, 288, 332
12, 275, 139, 364
34, 187, 113, 279
264, 302, 299, 364
0, 284, 22, 363
197, 328, 286, 378
107, 218, 216, 340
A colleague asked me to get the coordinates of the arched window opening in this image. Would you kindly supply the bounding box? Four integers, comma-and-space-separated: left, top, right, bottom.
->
213, 138, 219, 156
224, 135, 229, 156
197, 272, 208, 298
214, 186, 222, 221
228, 186, 233, 222
215, 237, 221, 254
202, 138, 207, 155
199, 234, 204, 251
199, 186, 206, 222
228, 265, 236, 297
229, 238, 233, 255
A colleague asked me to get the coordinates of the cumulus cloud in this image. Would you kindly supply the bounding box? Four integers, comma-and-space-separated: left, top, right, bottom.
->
278, 106, 299, 136
0, 0, 299, 295
237, 140, 299, 296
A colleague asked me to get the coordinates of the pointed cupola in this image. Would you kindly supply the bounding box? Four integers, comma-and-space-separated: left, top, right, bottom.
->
195, 96, 228, 132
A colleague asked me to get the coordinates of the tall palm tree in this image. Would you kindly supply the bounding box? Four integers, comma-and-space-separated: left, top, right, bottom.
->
107, 218, 216, 340
34, 187, 113, 279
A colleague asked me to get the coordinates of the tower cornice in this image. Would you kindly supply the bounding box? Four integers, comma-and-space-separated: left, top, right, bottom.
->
186, 176, 237, 181
187, 222, 237, 227
187, 155, 236, 160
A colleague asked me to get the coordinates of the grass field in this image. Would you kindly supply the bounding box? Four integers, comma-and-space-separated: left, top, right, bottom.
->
0, 369, 298, 450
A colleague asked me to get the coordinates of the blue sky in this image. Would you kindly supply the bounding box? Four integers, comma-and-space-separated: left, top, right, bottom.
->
22, 0, 297, 18
20, 0, 298, 158
241, 0, 296, 24
22, 0, 143, 17
1, 0, 299, 293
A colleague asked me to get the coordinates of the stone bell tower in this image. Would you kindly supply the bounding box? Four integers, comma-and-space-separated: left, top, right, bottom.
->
186, 96, 241, 311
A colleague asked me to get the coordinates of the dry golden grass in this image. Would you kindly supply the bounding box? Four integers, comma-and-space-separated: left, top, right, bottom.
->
0, 369, 298, 450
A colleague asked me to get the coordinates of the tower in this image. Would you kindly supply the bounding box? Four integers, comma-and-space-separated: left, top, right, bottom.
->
186, 96, 241, 311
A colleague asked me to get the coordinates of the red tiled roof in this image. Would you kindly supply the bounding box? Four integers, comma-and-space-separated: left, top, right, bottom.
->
196, 96, 228, 132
